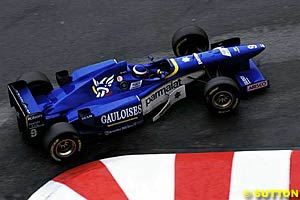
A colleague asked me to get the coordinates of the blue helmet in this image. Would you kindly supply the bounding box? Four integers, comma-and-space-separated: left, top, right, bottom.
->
133, 64, 148, 77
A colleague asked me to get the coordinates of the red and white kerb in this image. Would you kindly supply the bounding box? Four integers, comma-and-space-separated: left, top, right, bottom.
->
29, 150, 300, 200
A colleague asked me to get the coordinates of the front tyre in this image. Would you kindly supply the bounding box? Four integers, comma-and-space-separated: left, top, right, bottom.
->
43, 122, 82, 162
204, 76, 240, 114
172, 25, 209, 57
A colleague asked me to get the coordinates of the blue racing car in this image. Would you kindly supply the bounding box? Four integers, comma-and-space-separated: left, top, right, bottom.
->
8, 26, 269, 161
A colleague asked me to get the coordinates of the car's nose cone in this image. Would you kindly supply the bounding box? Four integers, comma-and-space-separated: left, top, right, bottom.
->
236, 43, 266, 58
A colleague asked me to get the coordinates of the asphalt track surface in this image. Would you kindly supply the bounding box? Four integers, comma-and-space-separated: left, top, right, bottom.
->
0, 0, 299, 199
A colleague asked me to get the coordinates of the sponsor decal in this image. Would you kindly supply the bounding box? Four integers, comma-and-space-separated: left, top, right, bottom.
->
247, 81, 268, 91
174, 91, 181, 99
27, 121, 44, 129
247, 45, 257, 49
15, 89, 31, 114
130, 80, 143, 90
181, 57, 190, 62
233, 46, 240, 53
145, 79, 182, 107
100, 105, 142, 126
27, 114, 43, 121
103, 120, 143, 135
193, 53, 203, 65
218, 47, 232, 57
81, 114, 93, 121
27, 115, 44, 129
92, 75, 114, 98
152, 85, 186, 122
25, 113, 44, 136
240, 76, 251, 85
141, 71, 202, 115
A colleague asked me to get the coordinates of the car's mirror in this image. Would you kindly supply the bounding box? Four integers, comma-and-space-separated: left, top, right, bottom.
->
148, 55, 154, 62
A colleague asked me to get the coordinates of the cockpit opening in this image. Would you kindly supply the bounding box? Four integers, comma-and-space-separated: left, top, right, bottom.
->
131, 59, 173, 79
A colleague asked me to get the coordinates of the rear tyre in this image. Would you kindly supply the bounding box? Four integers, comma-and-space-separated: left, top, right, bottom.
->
17, 71, 53, 95
43, 122, 82, 162
172, 25, 209, 57
204, 76, 240, 114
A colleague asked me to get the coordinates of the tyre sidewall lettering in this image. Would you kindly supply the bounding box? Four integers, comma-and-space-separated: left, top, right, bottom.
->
77, 138, 82, 152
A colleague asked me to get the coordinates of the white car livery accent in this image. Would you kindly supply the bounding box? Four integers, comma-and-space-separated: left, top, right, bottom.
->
92, 75, 114, 98
130, 80, 143, 90
141, 71, 205, 115
233, 46, 240, 53
100, 105, 142, 125
247, 44, 257, 49
215, 47, 232, 57
240, 76, 251, 85
181, 57, 191, 62
193, 53, 203, 65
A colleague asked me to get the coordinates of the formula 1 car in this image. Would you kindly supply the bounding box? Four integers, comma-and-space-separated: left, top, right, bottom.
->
8, 26, 269, 162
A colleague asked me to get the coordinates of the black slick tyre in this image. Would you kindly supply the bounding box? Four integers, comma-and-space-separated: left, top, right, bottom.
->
204, 76, 240, 114
17, 71, 53, 95
43, 122, 82, 162
172, 25, 209, 57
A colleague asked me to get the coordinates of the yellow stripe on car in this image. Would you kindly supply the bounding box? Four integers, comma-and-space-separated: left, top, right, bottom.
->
166, 58, 179, 79
107, 117, 138, 127
92, 86, 98, 95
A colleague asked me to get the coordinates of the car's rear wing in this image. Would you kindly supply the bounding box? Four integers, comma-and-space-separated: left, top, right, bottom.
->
8, 81, 31, 117
8, 81, 45, 138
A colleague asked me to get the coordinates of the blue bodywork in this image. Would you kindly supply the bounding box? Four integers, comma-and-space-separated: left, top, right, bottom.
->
8, 43, 269, 138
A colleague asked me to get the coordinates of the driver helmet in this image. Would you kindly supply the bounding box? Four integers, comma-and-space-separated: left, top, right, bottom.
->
133, 64, 148, 77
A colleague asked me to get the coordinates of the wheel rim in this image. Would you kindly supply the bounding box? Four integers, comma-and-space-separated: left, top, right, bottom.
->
55, 139, 77, 158
212, 91, 234, 109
